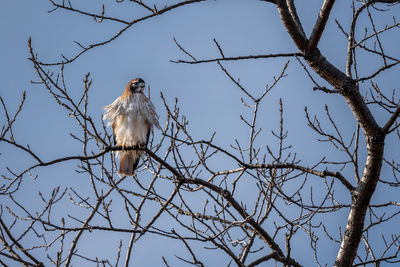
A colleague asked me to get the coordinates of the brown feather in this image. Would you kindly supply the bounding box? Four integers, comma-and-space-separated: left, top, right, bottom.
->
119, 151, 142, 176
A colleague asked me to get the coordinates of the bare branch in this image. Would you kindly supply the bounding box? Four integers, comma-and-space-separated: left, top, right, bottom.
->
171, 52, 302, 64
308, 0, 336, 51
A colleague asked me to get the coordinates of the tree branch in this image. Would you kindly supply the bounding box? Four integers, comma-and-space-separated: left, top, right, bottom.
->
0, 217, 44, 267
38, 0, 208, 66
276, 0, 308, 51
171, 52, 302, 64
382, 105, 400, 134
308, 0, 336, 51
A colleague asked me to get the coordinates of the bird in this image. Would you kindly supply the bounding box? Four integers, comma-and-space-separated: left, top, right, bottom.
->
103, 78, 160, 176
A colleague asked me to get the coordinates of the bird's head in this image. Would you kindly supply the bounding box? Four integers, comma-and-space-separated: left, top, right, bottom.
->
128, 78, 145, 93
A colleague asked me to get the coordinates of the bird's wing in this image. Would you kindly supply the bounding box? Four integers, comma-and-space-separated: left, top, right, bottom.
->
140, 94, 161, 130
103, 97, 125, 126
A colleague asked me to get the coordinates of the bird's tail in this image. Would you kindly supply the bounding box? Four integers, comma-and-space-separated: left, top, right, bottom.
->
119, 151, 142, 176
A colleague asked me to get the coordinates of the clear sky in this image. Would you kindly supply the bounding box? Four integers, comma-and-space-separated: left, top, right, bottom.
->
1, 0, 400, 266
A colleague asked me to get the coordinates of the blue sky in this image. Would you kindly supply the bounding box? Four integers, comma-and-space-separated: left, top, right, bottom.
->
1, 0, 400, 266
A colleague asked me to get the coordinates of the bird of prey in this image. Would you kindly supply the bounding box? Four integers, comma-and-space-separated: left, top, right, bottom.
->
103, 78, 160, 175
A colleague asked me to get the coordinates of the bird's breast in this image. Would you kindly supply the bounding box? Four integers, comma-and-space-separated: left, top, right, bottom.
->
114, 99, 151, 146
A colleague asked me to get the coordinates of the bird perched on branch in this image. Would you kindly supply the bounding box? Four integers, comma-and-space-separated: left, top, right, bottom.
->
103, 78, 160, 175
